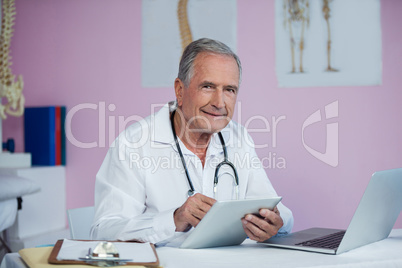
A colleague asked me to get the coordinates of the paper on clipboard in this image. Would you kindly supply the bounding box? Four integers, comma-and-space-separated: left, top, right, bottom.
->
56, 239, 157, 263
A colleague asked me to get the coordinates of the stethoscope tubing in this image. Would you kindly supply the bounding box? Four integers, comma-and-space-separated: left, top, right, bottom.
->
170, 109, 239, 198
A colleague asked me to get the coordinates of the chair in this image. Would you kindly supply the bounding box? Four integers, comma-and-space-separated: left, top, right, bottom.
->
67, 206, 95, 240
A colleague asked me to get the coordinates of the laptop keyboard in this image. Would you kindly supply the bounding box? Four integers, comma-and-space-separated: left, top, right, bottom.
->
295, 230, 346, 249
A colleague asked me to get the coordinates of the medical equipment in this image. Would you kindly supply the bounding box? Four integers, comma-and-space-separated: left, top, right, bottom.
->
170, 110, 239, 199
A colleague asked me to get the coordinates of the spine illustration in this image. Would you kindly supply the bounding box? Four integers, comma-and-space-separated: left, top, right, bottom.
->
177, 0, 193, 53
0, 0, 24, 119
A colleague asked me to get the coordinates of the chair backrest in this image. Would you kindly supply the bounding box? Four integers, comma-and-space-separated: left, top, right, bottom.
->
67, 206, 95, 240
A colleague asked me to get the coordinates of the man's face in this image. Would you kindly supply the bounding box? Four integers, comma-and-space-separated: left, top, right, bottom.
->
175, 52, 239, 136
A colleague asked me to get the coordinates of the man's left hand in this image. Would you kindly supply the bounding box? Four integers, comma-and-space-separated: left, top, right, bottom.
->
241, 206, 283, 242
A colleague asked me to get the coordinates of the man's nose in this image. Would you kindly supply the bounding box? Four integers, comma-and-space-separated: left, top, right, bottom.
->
211, 89, 225, 109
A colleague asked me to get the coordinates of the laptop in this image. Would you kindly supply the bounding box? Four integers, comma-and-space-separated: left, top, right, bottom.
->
180, 197, 282, 249
260, 168, 402, 254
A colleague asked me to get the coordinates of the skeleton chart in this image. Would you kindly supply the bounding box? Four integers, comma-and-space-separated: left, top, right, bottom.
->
275, 0, 382, 88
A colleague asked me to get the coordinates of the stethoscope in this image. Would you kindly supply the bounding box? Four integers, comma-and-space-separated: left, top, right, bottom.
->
170, 109, 239, 199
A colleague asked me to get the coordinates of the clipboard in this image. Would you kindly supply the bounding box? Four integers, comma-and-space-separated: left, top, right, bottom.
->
48, 239, 160, 267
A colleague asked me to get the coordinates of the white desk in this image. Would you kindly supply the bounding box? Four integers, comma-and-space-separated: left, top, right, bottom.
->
2, 229, 402, 268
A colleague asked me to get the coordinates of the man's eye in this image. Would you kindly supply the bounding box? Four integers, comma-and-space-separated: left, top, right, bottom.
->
203, 85, 213, 90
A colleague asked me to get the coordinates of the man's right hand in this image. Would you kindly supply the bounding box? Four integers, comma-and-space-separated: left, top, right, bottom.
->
174, 193, 216, 232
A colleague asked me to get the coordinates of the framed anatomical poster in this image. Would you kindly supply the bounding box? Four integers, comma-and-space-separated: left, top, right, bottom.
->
275, 0, 382, 88
142, 0, 237, 88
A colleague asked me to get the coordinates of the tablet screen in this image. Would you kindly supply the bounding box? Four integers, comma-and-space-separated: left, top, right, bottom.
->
180, 197, 282, 249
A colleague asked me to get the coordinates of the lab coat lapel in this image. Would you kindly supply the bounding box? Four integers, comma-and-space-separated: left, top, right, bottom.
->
150, 102, 176, 147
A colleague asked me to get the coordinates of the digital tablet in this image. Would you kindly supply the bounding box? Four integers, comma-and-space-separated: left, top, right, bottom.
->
180, 197, 282, 249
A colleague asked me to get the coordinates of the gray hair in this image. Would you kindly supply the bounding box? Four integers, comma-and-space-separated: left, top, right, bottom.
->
177, 38, 242, 88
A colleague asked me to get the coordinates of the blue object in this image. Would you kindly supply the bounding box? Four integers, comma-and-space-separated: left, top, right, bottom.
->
2, 138, 15, 153
24, 107, 56, 165
35, 244, 55, 248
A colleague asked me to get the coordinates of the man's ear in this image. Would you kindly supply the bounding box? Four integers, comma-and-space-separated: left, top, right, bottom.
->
174, 78, 185, 106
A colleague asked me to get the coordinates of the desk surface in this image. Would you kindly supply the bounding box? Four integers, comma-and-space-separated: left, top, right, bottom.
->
2, 229, 402, 268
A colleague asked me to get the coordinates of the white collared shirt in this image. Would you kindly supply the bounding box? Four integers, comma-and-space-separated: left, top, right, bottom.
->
90, 102, 293, 246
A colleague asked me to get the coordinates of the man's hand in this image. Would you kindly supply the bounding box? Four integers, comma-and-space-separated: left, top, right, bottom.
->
174, 193, 216, 232
241, 206, 283, 242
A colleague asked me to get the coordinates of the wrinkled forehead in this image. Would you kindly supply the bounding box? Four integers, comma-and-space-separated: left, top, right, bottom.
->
190, 52, 240, 82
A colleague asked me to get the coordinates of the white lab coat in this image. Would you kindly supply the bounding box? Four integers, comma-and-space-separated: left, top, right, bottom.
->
91, 102, 293, 246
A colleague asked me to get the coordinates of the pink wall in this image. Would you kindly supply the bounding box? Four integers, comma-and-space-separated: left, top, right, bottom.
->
3, 0, 402, 231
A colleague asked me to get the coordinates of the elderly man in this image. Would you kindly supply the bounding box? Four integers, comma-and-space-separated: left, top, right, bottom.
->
91, 38, 293, 246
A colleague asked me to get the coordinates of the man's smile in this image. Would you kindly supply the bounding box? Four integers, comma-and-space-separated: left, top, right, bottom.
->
201, 110, 227, 117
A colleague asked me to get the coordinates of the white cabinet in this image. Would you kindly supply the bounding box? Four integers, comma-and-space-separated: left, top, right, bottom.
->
0, 166, 67, 251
